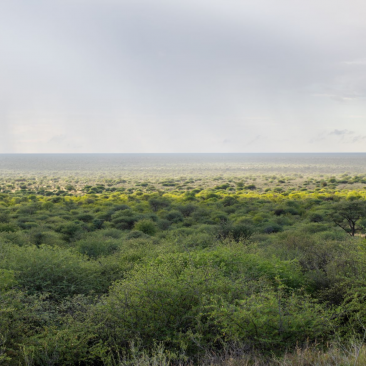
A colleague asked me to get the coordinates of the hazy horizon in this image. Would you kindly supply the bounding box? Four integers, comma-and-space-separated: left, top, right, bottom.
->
1, 153, 366, 176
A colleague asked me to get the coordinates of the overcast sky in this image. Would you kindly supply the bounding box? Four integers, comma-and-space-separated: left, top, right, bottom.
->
1, 0, 366, 153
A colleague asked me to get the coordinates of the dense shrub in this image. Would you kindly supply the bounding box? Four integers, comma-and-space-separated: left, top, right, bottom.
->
134, 219, 157, 235
0, 245, 109, 299
165, 210, 184, 223
93, 251, 319, 357
76, 237, 120, 258
177, 203, 197, 217
111, 210, 140, 230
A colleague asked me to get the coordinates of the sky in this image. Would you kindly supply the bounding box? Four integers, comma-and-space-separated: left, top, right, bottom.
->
1, 0, 366, 153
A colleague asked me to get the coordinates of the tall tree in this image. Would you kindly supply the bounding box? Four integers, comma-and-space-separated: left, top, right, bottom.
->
330, 200, 366, 236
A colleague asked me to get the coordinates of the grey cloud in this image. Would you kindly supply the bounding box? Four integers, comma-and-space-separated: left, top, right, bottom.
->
352, 135, 366, 143
323, 130, 366, 145
329, 129, 355, 136
310, 129, 366, 146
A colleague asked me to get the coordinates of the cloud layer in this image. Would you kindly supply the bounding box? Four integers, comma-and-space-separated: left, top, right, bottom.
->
1, 0, 366, 152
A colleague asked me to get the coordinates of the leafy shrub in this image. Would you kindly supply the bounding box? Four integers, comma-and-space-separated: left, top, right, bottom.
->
231, 224, 254, 242
76, 237, 120, 258
0, 223, 18, 233
56, 222, 85, 242
157, 219, 171, 230
0, 212, 10, 223
165, 210, 184, 224
94, 251, 316, 357
205, 287, 332, 350
76, 213, 95, 223
134, 219, 157, 235
212, 211, 229, 223
262, 223, 283, 234
127, 230, 149, 239
274, 208, 286, 216
221, 196, 238, 207
0, 292, 98, 366
0, 269, 17, 292
245, 184, 256, 190
308, 212, 324, 222
1, 245, 108, 299
0, 291, 44, 364
111, 210, 140, 230
177, 203, 197, 217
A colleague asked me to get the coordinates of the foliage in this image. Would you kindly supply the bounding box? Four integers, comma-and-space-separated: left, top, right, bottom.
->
134, 219, 157, 236
0, 245, 111, 299
1, 174, 366, 364
329, 200, 366, 236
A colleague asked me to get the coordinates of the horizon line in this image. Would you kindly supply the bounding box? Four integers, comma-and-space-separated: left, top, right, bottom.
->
1, 152, 366, 155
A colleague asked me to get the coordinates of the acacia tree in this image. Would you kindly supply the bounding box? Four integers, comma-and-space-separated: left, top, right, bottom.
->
149, 197, 170, 212
330, 200, 366, 236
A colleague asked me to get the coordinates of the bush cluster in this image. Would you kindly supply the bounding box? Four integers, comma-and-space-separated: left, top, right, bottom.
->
1, 182, 366, 364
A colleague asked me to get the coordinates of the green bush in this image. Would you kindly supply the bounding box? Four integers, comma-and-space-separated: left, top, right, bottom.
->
127, 230, 149, 239
177, 203, 197, 217
0, 223, 18, 233
0, 292, 99, 366
0, 269, 17, 292
157, 219, 171, 230
76, 237, 121, 258
56, 222, 85, 242
134, 219, 157, 235
1, 245, 109, 299
94, 251, 319, 356
111, 210, 140, 230
94, 254, 246, 354
165, 210, 184, 224
205, 287, 332, 350
0, 290, 41, 364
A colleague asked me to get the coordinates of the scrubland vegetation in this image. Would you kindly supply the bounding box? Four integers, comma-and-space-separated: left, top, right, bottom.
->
3, 170, 366, 365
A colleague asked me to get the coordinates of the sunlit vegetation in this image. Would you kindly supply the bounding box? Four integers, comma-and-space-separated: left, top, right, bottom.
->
2, 172, 366, 196
2, 171, 366, 364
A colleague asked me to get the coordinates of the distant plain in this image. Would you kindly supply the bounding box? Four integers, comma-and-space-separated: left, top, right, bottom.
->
2, 153, 366, 176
